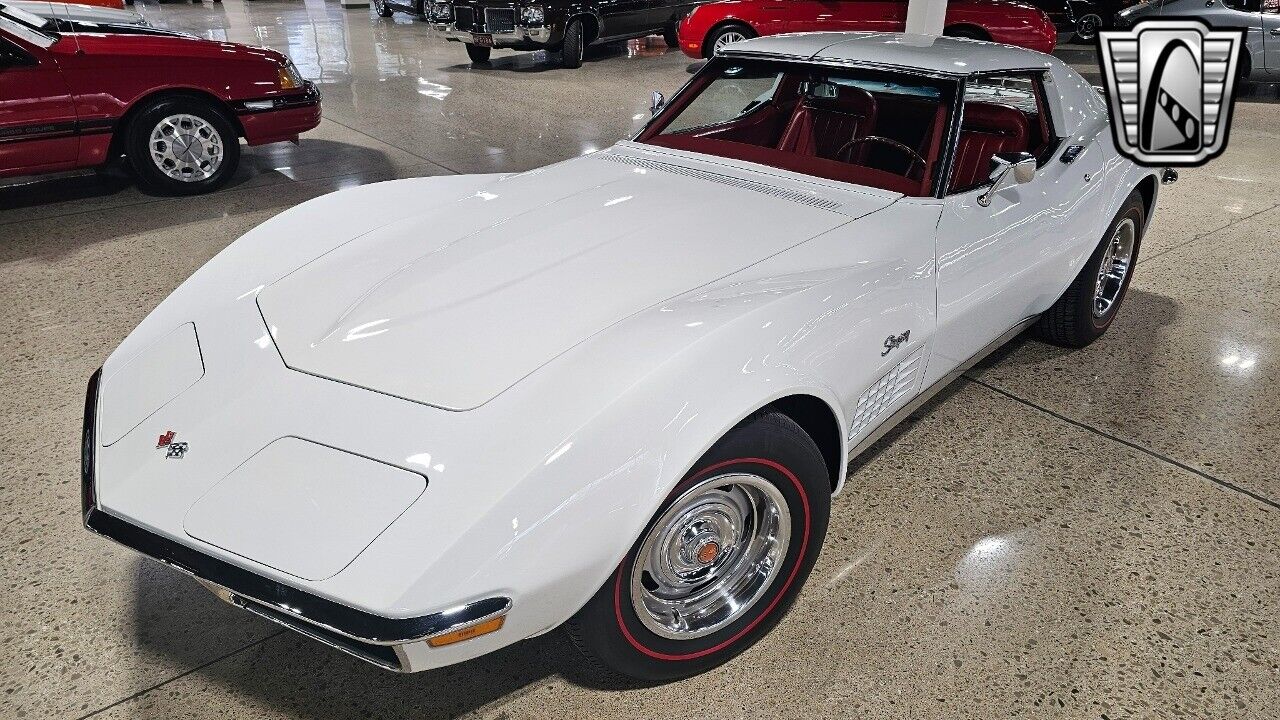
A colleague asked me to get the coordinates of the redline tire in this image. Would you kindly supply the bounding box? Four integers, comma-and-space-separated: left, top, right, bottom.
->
565, 411, 830, 683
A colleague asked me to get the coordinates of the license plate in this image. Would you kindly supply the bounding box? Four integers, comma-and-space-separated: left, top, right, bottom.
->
472, 34, 494, 47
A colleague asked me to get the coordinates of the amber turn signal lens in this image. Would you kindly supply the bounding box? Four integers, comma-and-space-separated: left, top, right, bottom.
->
278, 67, 300, 90
426, 616, 505, 648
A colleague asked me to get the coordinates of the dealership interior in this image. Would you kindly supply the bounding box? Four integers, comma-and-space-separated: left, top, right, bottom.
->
2, 0, 1278, 718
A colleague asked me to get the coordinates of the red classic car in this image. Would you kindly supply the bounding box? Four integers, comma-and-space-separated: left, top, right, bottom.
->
0, 3, 320, 195
677, 0, 1058, 58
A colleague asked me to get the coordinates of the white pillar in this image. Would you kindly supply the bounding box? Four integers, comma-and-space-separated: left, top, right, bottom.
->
904, 0, 948, 36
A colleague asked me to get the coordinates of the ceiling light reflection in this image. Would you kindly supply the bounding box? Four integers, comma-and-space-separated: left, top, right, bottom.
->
1220, 352, 1259, 372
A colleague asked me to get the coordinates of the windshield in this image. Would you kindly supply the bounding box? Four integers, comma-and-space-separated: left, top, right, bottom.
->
637, 59, 958, 197
0, 3, 56, 46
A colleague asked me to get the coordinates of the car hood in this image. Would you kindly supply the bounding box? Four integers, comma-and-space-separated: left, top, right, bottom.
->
256, 148, 899, 410
55, 30, 286, 64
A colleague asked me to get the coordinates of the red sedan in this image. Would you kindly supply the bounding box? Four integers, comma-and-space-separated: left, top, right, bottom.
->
678, 0, 1057, 59
0, 3, 320, 195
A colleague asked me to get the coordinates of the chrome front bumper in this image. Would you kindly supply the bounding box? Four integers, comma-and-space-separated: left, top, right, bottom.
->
80, 368, 511, 673
432, 21, 552, 46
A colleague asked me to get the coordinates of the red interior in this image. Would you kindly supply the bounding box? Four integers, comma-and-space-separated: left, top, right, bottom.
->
948, 102, 1031, 193
645, 134, 926, 195
636, 61, 1069, 199
640, 78, 951, 196
775, 85, 877, 160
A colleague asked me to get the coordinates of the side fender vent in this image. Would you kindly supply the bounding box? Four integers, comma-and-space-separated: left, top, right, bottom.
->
848, 348, 924, 442
601, 153, 843, 211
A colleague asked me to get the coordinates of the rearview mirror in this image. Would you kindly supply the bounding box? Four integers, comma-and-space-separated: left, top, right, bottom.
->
978, 152, 1036, 207
799, 80, 838, 99
650, 90, 665, 116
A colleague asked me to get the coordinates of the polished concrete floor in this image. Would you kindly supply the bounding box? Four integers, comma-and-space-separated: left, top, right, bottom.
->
2, 3, 1278, 718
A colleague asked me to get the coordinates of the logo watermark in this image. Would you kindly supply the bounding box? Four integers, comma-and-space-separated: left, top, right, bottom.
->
1098, 19, 1243, 166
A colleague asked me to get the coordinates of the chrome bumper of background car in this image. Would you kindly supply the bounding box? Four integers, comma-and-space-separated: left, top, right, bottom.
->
433, 22, 551, 46
80, 368, 512, 673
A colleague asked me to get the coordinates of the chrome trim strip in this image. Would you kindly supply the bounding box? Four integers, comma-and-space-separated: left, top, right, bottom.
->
423, 598, 514, 640
847, 316, 1039, 461
719, 50, 965, 81
226, 589, 408, 672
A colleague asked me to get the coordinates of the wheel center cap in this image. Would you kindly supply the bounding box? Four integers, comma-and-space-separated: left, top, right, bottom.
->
695, 541, 721, 565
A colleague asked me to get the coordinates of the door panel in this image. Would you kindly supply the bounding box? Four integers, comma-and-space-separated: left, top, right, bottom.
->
1261, 1, 1279, 72
786, 0, 905, 34
646, 0, 690, 31
0, 35, 78, 177
928, 140, 1106, 386
597, 0, 652, 37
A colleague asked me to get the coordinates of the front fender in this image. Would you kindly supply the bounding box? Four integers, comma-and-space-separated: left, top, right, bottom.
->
381, 275, 851, 649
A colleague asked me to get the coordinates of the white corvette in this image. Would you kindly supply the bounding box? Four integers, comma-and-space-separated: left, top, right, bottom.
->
83, 33, 1166, 681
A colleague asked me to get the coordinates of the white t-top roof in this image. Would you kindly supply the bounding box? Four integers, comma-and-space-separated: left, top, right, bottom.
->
720, 32, 1057, 76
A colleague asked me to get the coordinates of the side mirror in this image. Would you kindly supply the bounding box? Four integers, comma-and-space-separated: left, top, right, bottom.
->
650, 90, 665, 116
978, 152, 1036, 207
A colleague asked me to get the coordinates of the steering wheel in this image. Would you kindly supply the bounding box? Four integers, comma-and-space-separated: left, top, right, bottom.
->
836, 136, 927, 175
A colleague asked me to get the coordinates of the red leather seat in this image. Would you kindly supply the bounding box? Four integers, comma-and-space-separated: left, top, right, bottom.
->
776, 85, 877, 161
948, 102, 1030, 193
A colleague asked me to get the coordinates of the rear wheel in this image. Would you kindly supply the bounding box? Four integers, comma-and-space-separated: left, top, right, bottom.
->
704, 23, 753, 58
662, 23, 680, 49
943, 25, 988, 41
125, 96, 239, 196
566, 411, 830, 683
561, 18, 585, 68
1034, 192, 1145, 347
373, 0, 393, 17
465, 43, 491, 63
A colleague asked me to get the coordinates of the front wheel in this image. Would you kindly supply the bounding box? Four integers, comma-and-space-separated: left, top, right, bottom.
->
372, 0, 393, 17
125, 97, 239, 196
465, 43, 491, 63
561, 18, 585, 68
703, 23, 753, 58
565, 411, 830, 683
1034, 192, 1145, 347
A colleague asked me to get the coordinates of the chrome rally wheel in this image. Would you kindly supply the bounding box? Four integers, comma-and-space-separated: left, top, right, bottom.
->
149, 114, 225, 183
630, 473, 790, 640
565, 411, 830, 683
1094, 217, 1136, 319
